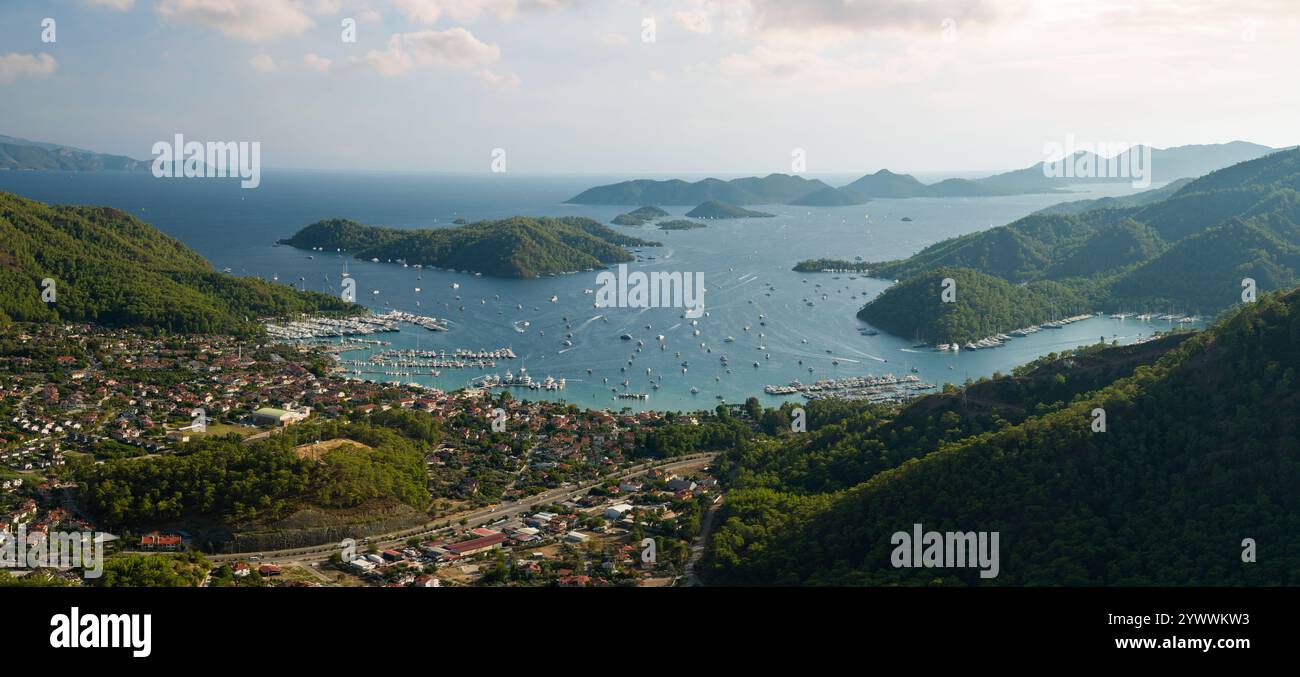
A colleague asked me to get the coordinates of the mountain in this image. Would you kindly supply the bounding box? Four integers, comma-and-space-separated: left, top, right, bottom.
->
567, 143, 1277, 207
977, 141, 1277, 193
685, 200, 775, 219
611, 205, 669, 226
0, 191, 355, 335
281, 216, 660, 278
704, 288, 1300, 585
0, 134, 149, 171
566, 174, 830, 206
856, 148, 1300, 341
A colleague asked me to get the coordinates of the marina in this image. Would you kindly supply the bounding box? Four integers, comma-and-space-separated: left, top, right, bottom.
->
765, 374, 938, 403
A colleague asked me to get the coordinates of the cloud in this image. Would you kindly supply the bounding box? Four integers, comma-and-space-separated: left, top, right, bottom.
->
0, 53, 58, 84
357, 28, 516, 86
674, 9, 713, 34
156, 0, 315, 42
85, 0, 136, 9
249, 54, 278, 71
304, 53, 333, 72
393, 0, 575, 24
743, 0, 1005, 34
717, 44, 940, 89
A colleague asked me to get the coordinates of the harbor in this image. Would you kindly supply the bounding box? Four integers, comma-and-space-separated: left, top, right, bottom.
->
765, 374, 937, 403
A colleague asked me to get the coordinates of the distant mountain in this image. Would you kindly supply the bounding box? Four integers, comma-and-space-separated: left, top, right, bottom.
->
0, 191, 355, 335
566, 174, 830, 206
281, 216, 660, 278
977, 141, 1277, 193
568, 142, 1275, 207
0, 134, 149, 171
685, 200, 775, 219
855, 147, 1300, 342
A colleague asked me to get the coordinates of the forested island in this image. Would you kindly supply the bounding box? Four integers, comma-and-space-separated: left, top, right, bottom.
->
611, 205, 668, 226
854, 148, 1300, 343
281, 216, 660, 278
0, 191, 357, 335
685, 200, 774, 219
793, 259, 871, 273
703, 288, 1300, 585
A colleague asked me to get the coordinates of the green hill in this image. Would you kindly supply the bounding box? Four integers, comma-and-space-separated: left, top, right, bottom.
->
0, 135, 149, 171
857, 148, 1300, 338
856, 268, 1090, 343
704, 289, 1300, 585
0, 191, 355, 335
281, 216, 660, 278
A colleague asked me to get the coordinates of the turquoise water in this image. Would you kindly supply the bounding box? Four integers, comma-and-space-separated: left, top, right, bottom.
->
0, 170, 1200, 411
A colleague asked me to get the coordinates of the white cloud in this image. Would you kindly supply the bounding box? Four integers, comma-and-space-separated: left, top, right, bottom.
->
357, 28, 516, 86
156, 0, 315, 42
85, 0, 136, 10
0, 53, 58, 84
393, 0, 575, 24
674, 9, 713, 34
304, 53, 333, 72
249, 54, 278, 71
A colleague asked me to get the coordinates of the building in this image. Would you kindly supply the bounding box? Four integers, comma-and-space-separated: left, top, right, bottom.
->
603, 503, 633, 520
248, 407, 309, 427
445, 532, 508, 557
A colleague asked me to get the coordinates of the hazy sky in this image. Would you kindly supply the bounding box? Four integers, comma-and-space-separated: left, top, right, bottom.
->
1, 0, 1297, 174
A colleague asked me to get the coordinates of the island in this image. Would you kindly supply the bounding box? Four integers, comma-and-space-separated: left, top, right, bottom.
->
793, 259, 871, 273
611, 205, 668, 226
685, 200, 775, 219
280, 216, 661, 279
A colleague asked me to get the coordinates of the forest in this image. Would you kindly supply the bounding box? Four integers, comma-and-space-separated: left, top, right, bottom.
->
0, 191, 357, 335
702, 289, 1300, 585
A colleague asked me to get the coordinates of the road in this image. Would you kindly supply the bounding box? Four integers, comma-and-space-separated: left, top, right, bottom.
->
684, 495, 722, 586
209, 453, 716, 565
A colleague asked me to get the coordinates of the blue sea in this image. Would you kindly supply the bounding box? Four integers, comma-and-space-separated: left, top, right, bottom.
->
0, 169, 1200, 412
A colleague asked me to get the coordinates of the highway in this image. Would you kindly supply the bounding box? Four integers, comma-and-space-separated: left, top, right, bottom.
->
209, 453, 716, 565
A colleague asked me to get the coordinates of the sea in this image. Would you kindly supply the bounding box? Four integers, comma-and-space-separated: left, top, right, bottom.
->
0, 169, 1203, 412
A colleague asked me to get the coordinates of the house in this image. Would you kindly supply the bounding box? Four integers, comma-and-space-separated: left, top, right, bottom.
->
666, 478, 698, 493
139, 531, 183, 551
258, 564, 282, 576
412, 574, 440, 588
563, 531, 591, 543
232, 562, 251, 578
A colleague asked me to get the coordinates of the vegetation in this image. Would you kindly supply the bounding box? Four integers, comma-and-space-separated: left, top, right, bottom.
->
76, 414, 436, 529
281, 216, 660, 278
704, 289, 1300, 585
856, 148, 1300, 341
95, 553, 211, 587
858, 267, 1090, 343
0, 191, 358, 335
611, 205, 669, 226
793, 259, 870, 273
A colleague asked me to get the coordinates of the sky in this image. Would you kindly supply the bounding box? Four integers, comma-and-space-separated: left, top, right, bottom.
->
0, 0, 1297, 174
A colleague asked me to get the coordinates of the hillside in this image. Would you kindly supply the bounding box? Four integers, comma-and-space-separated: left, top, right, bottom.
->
857, 148, 1300, 340
281, 216, 660, 278
0, 135, 149, 171
704, 289, 1300, 585
0, 191, 356, 335
856, 268, 1090, 343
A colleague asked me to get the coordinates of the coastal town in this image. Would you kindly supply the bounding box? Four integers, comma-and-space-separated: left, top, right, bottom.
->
0, 321, 721, 587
